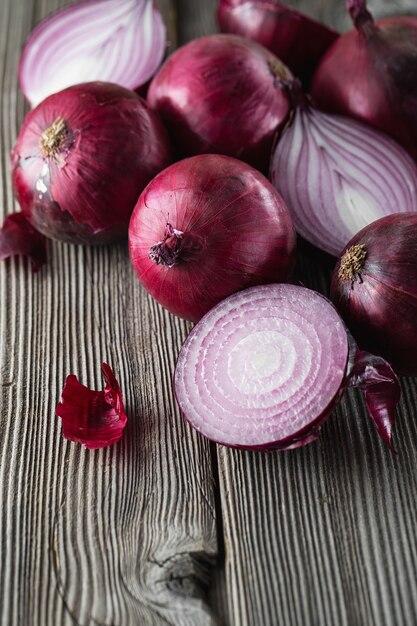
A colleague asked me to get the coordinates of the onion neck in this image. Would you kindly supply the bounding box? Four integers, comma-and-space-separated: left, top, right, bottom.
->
268, 58, 292, 88
345, 0, 375, 38
338, 244, 367, 282
287, 79, 309, 111
39, 117, 67, 159
149, 223, 185, 267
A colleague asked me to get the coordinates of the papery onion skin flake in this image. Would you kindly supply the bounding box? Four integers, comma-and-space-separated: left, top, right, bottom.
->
11, 82, 172, 245
129, 154, 296, 322
0, 213, 47, 271
331, 213, 417, 376
174, 284, 400, 451
217, 0, 338, 86
19, 0, 167, 107
147, 34, 292, 172
56, 363, 127, 449
270, 83, 417, 257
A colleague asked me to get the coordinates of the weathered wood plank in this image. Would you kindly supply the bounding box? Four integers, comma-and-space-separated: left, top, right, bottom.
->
0, 1, 219, 625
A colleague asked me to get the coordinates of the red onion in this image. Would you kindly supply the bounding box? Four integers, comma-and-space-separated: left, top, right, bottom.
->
129, 155, 296, 322
217, 0, 338, 85
331, 213, 417, 376
11, 82, 172, 245
174, 284, 400, 451
0, 213, 47, 271
56, 363, 127, 449
270, 83, 417, 257
312, 0, 417, 161
19, 0, 166, 107
147, 34, 292, 171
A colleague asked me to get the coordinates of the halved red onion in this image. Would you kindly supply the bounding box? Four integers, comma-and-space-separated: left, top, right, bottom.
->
174, 284, 400, 451
0, 213, 47, 271
56, 363, 127, 449
19, 0, 166, 107
270, 88, 417, 257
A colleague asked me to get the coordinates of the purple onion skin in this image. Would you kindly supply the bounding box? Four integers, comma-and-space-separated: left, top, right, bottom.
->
11, 82, 172, 245
331, 213, 417, 376
129, 155, 296, 322
147, 34, 292, 172
312, 14, 417, 162
217, 0, 338, 86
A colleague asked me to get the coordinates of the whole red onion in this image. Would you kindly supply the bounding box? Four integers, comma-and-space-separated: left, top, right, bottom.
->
129, 154, 296, 322
331, 213, 417, 375
217, 0, 338, 85
147, 34, 292, 171
312, 0, 417, 161
12, 82, 172, 245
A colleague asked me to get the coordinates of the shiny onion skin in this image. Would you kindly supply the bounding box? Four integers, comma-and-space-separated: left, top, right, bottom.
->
331, 213, 417, 375
217, 0, 338, 86
129, 155, 296, 322
147, 34, 292, 172
11, 82, 172, 245
312, 1, 417, 161
174, 284, 400, 451
270, 85, 417, 257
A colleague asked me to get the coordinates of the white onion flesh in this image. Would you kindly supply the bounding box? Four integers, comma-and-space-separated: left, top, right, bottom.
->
270, 105, 417, 257
174, 284, 348, 449
19, 0, 166, 107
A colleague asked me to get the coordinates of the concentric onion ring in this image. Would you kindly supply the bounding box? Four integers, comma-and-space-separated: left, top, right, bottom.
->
174, 284, 349, 449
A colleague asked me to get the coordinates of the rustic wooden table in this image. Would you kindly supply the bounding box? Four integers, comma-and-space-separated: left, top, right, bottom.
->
1, 0, 416, 624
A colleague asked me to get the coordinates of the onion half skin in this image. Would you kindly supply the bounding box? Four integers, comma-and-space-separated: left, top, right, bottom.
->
11, 82, 172, 245
331, 213, 417, 375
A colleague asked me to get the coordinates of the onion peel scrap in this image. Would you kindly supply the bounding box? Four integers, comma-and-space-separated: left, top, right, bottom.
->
0, 213, 46, 271
56, 363, 127, 449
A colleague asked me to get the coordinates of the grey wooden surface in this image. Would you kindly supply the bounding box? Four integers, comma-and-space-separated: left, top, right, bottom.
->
0, 1, 416, 625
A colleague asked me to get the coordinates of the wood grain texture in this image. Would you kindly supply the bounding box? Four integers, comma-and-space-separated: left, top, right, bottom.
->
0, 2, 218, 625
1, 1, 417, 626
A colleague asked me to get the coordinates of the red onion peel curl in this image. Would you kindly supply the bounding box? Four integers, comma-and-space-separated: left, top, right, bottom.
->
56, 363, 127, 449
174, 284, 400, 452
312, 0, 417, 161
129, 154, 296, 322
11, 82, 172, 245
217, 0, 338, 86
19, 0, 166, 107
331, 213, 417, 376
0, 213, 47, 271
147, 34, 293, 172
270, 81, 417, 257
